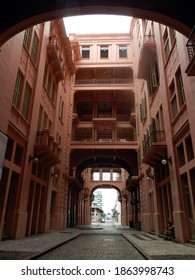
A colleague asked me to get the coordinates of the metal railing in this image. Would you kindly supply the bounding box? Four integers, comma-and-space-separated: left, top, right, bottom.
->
75, 78, 133, 85
71, 137, 135, 142
143, 131, 166, 156
36, 129, 61, 157
186, 26, 195, 61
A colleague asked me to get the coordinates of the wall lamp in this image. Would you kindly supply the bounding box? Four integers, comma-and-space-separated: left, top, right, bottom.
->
161, 156, 172, 165
29, 155, 39, 163
51, 172, 58, 178
146, 174, 154, 180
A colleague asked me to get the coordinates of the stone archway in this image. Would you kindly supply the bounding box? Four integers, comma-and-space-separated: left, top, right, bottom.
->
90, 184, 122, 224
0, 1, 194, 45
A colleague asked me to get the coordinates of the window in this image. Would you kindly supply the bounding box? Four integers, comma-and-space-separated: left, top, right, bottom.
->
169, 69, 186, 121
176, 68, 186, 107
113, 169, 121, 181
82, 46, 90, 58
30, 32, 39, 63
102, 169, 110, 180
91, 171, 100, 181
43, 62, 48, 86
56, 132, 61, 145
47, 71, 52, 93
170, 28, 176, 45
185, 135, 194, 162
169, 80, 178, 119
14, 144, 23, 166
5, 137, 14, 161
59, 96, 64, 120
171, 96, 178, 120
140, 92, 147, 123
119, 45, 127, 58
100, 46, 109, 58
177, 143, 185, 167
43, 61, 57, 104
43, 112, 48, 129
12, 71, 24, 109
37, 105, 43, 131
51, 81, 56, 104
147, 63, 159, 98
21, 83, 32, 120
163, 28, 170, 60
23, 28, 33, 50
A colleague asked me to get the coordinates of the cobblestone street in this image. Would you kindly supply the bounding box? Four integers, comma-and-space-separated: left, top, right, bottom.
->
0, 222, 195, 260
38, 232, 145, 260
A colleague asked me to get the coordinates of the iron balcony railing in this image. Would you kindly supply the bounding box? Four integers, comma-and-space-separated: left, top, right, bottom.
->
186, 25, 195, 62
36, 129, 61, 158
143, 131, 166, 156
75, 78, 133, 85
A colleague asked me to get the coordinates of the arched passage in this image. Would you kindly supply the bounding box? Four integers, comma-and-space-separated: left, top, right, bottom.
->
68, 154, 138, 228
69, 149, 138, 179
0, 2, 194, 243
0, 1, 194, 45
90, 184, 121, 224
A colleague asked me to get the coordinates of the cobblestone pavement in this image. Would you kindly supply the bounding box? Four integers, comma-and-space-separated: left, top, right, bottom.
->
38, 233, 145, 260
0, 222, 195, 260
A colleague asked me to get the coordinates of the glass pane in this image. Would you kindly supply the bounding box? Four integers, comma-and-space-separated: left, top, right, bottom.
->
177, 143, 186, 167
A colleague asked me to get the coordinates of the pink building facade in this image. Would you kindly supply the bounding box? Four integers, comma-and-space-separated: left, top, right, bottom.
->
131, 19, 195, 242
0, 19, 75, 240
0, 17, 195, 244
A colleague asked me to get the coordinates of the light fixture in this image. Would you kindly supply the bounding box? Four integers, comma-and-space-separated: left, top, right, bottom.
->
161, 156, 172, 165
29, 155, 39, 163
51, 172, 58, 178
146, 174, 154, 180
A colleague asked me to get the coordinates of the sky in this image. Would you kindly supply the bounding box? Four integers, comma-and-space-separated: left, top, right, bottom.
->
96, 188, 118, 214
63, 14, 132, 35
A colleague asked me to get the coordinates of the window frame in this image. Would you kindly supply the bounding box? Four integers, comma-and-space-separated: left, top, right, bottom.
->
81, 46, 90, 59
21, 82, 32, 120
100, 45, 109, 58
119, 45, 127, 58
12, 70, 24, 110
30, 31, 39, 64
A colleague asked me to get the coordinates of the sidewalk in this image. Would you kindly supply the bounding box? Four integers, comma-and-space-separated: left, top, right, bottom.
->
0, 224, 194, 260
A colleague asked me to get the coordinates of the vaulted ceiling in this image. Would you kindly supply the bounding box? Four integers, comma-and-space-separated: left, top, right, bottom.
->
0, 0, 194, 45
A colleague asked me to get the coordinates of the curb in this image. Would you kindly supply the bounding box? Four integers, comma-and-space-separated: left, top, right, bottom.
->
25, 233, 82, 260
122, 234, 153, 260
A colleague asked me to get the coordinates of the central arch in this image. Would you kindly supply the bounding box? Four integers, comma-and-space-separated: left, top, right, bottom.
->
91, 184, 122, 223
0, 1, 194, 45
69, 149, 138, 179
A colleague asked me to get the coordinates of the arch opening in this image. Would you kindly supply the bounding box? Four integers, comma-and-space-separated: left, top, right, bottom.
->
0, 4, 195, 243
0, 2, 194, 45
91, 186, 121, 225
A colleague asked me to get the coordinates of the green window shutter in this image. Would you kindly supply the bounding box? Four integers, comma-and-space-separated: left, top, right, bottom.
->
21, 83, 31, 119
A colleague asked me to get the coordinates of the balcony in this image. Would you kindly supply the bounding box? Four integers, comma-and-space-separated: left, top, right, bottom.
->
47, 39, 64, 82
74, 79, 133, 90
92, 117, 116, 126
185, 26, 195, 76
142, 131, 167, 167
34, 128, 61, 166
75, 78, 133, 85
70, 138, 138, 150
137, 35, 156, 79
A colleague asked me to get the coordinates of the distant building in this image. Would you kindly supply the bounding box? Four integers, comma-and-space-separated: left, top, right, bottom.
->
91, 207, 103, 223
91, 190, 103, 209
